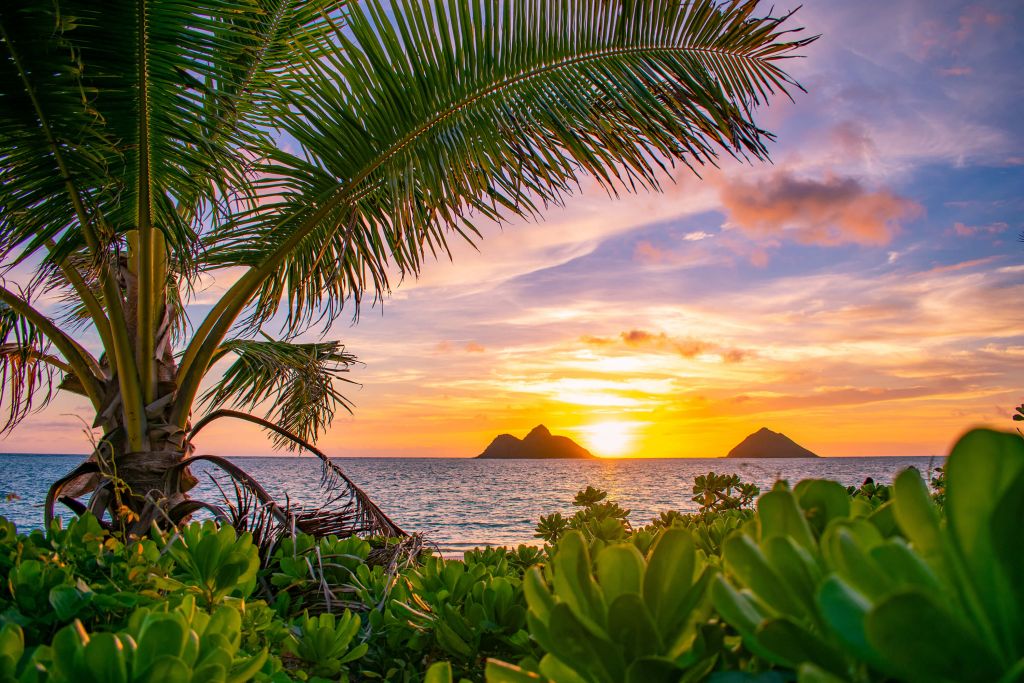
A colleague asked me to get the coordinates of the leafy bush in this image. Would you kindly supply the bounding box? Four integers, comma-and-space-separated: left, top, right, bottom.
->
692, 473, 759, 515
162, 522, 259, 607
31, 597, 266, 683
712, 429, 1024, 683
489, 527, 718, 682
285, 610, 366, 679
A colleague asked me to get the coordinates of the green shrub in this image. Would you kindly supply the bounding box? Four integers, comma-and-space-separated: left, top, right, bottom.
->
713, 429, 1024, 683
285, 610, 366, 679
161, 522, 259, 608
32, 597, 266, 683
489, 527, 718, 682
814, 429, 1024, 683
693, 473, 759, 515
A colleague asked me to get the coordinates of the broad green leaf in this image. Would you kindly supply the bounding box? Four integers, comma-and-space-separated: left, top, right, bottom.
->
49, 585, 88, 621
547, 603, 624, 683
867, 501, 898, 538
435, 621, 473, 659
821, 526, 888, 600
756, 617, 847, 674
867, 539, 942, 594
722, 534, 804, 618
425, 661, 454, 683
0, 624, 23, 678
758, 490, 815, 551
794, 480, 851, 534
710, 576, 767, 636
82, 633, 127, 683
816, 577, 877, 667
227, 646, 268, 683
596, 544, 645, 604
865, 590, 1001, 683
643, 528, 697, 636
989, 468, 1024, 645
946, 429, 1024, 653
135, 616, 188, 672
763, 536, 820, 615
552, 532, 606, 631
607, 594, 662, 661
537, 652, 591, 683
134, 654, 192, 683
946, 429, 1024, 564
892, 468, 943, 561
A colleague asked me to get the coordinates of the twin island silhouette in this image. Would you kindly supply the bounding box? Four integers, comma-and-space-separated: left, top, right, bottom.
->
475, 425, 819, 459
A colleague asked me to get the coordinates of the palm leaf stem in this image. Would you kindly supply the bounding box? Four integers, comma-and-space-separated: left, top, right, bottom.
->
45, 240, 114, 354
0, 286, 103, 407
135, 0, 158, 405
101, 266, 148, 451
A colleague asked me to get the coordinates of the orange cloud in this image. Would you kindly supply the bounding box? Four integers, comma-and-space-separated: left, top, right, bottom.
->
584, 329, 749, 363
719, 172, 923, 246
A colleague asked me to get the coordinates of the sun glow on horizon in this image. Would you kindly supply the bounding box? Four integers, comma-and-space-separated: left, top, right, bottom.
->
577, 421, 644, 458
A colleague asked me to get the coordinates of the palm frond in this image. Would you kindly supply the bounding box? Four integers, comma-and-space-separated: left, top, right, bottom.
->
0, 297, 64, 433
187, 410, 407, 539
0, 0, 341, 279
199, 337, 358, 448
204, 0, 813, 333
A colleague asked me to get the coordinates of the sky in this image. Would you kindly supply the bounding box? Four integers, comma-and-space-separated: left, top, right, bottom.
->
6, 0, 1023, 459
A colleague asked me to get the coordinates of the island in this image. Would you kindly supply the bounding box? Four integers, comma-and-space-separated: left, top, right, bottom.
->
726, 427, 819, 458
476, 425, 595, 459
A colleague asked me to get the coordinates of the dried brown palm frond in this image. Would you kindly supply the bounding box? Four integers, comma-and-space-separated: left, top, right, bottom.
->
190, 409, 405, 539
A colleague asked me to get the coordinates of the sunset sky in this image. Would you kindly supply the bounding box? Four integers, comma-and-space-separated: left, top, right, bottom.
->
7, 0, 1023, 459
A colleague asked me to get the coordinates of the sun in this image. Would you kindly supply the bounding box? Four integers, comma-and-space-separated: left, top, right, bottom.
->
578, 421, 640, 458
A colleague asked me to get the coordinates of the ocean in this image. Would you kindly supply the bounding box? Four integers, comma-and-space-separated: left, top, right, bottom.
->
0, 454, 942, 554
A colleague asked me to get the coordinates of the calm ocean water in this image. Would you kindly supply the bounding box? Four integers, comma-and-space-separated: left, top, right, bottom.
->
0, 454, 942, 554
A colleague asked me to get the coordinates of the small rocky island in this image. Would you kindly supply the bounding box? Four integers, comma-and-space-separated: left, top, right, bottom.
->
476, 425, 595, 459
726, 427, 819, 458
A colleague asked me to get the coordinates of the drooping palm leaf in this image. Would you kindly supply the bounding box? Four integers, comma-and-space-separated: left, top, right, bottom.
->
199, 337, 359, 448
0, 297, 65, 432
187, 411, 406, 540
201, 0, 814, 336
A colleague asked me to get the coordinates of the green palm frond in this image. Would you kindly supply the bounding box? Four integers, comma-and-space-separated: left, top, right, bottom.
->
199, 337, 359, 449
0, 297, 66, 433
0, 0, 338, 275
204, 0, 814, 333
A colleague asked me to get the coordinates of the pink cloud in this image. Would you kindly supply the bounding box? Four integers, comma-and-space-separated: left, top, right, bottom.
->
953, 5, 1010, 43
913, 5, 1011, 58
828, 121, 875, 161
718, 172, 923, 246
924, 256, 1002, 275
939, 66, 974, 77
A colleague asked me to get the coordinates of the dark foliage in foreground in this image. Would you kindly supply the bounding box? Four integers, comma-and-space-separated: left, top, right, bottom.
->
0, 428, 1016, 683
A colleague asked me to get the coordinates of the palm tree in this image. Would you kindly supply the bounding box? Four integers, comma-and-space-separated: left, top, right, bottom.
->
0, 0, 813, 534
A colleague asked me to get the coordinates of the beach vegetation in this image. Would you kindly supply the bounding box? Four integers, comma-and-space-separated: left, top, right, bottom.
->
0, 428, 1018, 681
